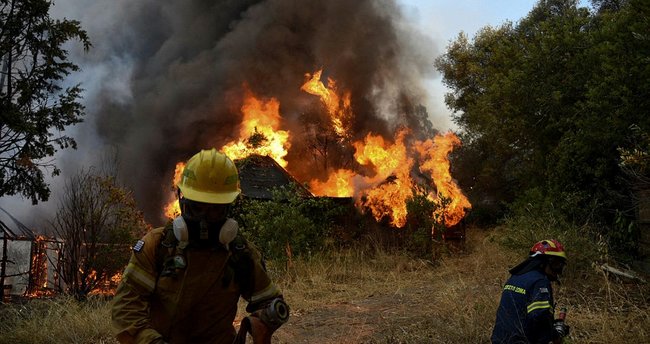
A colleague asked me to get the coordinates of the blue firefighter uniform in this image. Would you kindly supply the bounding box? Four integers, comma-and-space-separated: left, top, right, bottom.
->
491, 269, 556, 344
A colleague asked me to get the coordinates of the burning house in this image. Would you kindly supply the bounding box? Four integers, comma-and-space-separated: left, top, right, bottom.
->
160, 79, 470, 232
40, 1, 474, 240
236, 155, 312, 200
159, 68, 471, 240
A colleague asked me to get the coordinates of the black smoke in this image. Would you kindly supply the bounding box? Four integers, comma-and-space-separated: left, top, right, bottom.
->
55, 0, 437, 224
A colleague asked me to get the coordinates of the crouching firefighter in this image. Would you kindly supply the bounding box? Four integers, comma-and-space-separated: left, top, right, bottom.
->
491, 239, 570, 344
111, 149, 289, 344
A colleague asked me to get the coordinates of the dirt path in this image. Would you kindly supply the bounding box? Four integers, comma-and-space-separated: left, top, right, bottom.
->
268, 241, 506, 344
276, 288, 432, 343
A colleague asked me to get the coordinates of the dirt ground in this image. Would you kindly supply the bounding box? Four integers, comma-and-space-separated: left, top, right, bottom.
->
244, 235, 509, 344
275, 286, 435, 343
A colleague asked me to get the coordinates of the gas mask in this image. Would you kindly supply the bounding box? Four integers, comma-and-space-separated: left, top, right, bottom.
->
174, 198, 238, 248
173, 216, 238, 248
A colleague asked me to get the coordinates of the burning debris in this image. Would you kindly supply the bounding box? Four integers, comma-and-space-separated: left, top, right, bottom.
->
1, 214, 64, 300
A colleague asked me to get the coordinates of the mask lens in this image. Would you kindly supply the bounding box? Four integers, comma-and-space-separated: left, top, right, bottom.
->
183, 200, 228, 222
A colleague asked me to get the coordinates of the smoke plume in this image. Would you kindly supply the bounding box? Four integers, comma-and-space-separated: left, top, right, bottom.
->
49, 0, 438, 224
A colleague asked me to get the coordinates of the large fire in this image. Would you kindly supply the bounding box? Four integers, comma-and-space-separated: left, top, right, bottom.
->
162, 70, 470, 231
414, 133, 472, 226
352, 130, 414, 227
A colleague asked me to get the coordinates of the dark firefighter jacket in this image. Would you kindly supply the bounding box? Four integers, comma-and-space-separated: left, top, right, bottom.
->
111, 224, 282, 344
491, 269, 557, 344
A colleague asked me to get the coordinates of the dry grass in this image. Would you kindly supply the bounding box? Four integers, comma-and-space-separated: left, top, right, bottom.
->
1, 228, 648, 343
0, 296, 115, 344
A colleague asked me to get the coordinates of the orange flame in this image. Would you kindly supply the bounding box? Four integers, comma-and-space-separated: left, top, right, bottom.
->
89, 270, 123, 296
29, 235, 49, 294
309, 169, 356, 197
301, 69, 352, 138
414, 132, 472, 226
163, 162, 185, 219
222, 90, 291, 167
159, 71, 472, 232
354, 130, 414, 227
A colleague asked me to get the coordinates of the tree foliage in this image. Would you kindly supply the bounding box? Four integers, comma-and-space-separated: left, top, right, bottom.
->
404, 186, 447, 257
436, 0, 650, 238
49, 168, 147, 298
0, 0, 90, 204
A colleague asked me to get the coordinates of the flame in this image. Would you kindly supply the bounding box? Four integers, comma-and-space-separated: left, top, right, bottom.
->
28, 235, 49, 295
159, 70, 472, 232
311, 130, 471, 229
89, 270, 123, 296
354, 130, 414, 227
163, 162, 185, 219
354, 130, 411, 182
309, 130, 416, 227
110, 272, 123, 284
414, 132, 472, 226
222, 90, 291, 167
309, 169, 356, 197
301, 69, 353, 138
163, 90, 291, 219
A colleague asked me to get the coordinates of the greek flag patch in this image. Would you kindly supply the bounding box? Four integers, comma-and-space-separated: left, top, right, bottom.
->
133, 240, 145, 252
539, 287, 549, 294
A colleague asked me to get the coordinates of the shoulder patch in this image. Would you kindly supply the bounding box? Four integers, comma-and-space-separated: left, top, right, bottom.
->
133, 240, 145, 252
539, 287, 549, 294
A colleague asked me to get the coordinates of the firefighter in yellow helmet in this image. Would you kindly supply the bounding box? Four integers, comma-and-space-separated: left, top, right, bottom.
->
111, 149, 288, 344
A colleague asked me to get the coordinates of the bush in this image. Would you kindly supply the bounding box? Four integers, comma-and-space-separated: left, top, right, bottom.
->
404, 187, 446, 258
233, 184, 344, 261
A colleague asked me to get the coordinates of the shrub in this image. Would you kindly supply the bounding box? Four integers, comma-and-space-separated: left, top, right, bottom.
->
233, 184, 344, 261
405, 187, 446, 257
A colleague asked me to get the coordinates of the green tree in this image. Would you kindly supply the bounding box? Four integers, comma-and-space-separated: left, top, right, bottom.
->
436, 0, 650, 235
405, 187, 446, 258
0, 0, 90, 204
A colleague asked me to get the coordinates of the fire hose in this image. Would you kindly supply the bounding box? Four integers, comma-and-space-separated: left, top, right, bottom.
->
234, 298, 290, 344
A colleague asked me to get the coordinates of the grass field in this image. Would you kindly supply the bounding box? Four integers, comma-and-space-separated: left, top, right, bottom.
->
1, 228, 648, 343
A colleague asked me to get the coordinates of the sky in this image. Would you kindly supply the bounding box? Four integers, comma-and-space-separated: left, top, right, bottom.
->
398, 0, 590, 130
0, 0, 591, 228
398, 0, 548, 130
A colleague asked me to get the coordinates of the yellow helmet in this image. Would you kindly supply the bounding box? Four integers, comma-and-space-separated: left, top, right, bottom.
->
178, 149, 241, 204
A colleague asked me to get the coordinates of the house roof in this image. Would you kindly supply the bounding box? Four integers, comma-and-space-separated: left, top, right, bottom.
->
235, 155, 312, 200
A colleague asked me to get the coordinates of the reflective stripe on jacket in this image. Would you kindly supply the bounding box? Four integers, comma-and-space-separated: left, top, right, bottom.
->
491, 269, 555, 344
111, 227, 282, 344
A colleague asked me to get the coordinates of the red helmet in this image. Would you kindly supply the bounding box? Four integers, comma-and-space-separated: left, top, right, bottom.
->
529, 239, 567, 260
